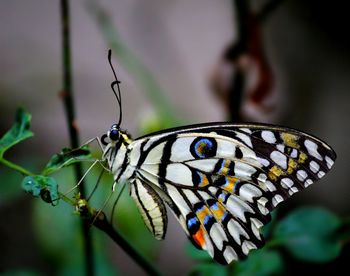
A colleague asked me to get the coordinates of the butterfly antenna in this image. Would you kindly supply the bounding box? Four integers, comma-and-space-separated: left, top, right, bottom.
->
108, 49, 123, 127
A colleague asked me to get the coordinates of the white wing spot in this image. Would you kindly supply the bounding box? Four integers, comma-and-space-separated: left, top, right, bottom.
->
290, 149, 298, 158
257, 202, 269, 215
242, 241, 257, 255
226, 196, 254, 223
304, 140, 323, 160
234, 162, 257, 178
257, 157, 270, 167
239, 184, 262, 203
288, 187, 299, 195
183, 190, 200, 204
240, 128, 252, 134
318, 171, 325, 178
325, 156, 334, 169
236, 132, 253, 147
270, 151, 287, 169
281, 178, 294, 188
258, 173, 267, 182
277, 144, 285, 152
227, 219, 248, 245
304, 179, 313, 187
257, 197, 269, 208
261, 130, 276, 144
250, 218, 261, 238
223, 246, 237, 263
310, 160, 320, 173
272, 194, 284, 206
297, 170, 307, 181
265, 180, 277, 192
210, 223, 228, 251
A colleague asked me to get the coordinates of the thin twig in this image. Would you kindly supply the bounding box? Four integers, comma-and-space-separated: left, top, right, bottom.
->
59, 2, 160, 275
57, 187, 160, 275
60, 1, 94, 275
91, 211, 161, 276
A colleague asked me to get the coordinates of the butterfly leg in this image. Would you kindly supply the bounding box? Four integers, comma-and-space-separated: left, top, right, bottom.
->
63, 159, 101, 196
80, 136, 105, 153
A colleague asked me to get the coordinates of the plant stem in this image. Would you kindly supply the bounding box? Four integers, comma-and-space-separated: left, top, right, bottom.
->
92, 211, 161, 276
0, 158, 34, 176
60, 1, 94, 275
56, 190, 160, 275
58, 191, 76, 206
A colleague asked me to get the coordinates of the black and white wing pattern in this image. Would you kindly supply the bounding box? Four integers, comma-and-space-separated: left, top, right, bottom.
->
127, 123, 336, 264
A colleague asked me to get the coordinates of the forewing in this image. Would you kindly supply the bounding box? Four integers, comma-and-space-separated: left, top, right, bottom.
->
128, 123, 336, 264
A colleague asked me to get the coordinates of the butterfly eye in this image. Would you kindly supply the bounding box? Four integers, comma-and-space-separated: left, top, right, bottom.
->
109, 128, 120, 141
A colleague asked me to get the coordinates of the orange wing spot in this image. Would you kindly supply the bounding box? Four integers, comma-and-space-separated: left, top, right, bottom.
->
287, 158, 298, 174
281, 133, 300, 149
298, 152, 307, 163
211, 204, 226, 220
196, 206, 211, 223
198, 173, 209, 187
192, 227, 206, 248
219, 160, 231, 175
222, 176, 239, 193
268, 165, 285, 181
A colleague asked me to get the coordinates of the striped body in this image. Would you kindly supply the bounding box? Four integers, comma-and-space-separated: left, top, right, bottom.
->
102, 122, 336, 264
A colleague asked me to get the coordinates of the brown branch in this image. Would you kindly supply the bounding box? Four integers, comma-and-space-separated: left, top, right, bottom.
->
59, 1, 94, 275
75, 201, 160, 276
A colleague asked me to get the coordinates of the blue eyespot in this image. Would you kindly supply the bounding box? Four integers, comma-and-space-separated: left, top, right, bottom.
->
190, 137, 217, 159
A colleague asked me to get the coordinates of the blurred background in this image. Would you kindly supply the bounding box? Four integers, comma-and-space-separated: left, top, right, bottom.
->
0, 0, 349, 275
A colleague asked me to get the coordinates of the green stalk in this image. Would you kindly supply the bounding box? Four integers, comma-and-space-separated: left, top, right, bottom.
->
0, 158, 34, 176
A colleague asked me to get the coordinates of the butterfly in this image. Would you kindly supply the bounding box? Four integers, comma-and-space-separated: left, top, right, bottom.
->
98, 50, 336, 265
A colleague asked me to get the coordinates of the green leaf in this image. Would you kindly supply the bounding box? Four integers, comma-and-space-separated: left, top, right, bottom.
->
0, 108, 33, 158
186, 241, 212, 262
234, 249, 283, 276
273, 207, 342, 262
42, 146, 92, 175
22, 175, 58, 204
189, 263, 227, 276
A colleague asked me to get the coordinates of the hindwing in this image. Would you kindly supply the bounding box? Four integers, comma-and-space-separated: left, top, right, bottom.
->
130, 178, 168, 240
127, 123, 336, 264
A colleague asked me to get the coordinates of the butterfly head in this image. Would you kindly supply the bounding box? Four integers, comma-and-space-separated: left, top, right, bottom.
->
101, 124, 132, 146
108, 124, 120, 141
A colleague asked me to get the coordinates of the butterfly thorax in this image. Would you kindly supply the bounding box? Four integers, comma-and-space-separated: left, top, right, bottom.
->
102, 127, 135, 187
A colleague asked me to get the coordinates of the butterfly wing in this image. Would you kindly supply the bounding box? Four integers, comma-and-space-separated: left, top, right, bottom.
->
127, 123, 336, 264
130, 178, 168, 240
